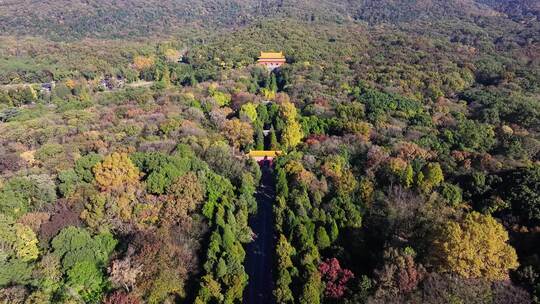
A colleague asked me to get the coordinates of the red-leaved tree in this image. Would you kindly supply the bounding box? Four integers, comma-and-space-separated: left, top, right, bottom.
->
319, 258, 354, 299
102, 291, 141, 304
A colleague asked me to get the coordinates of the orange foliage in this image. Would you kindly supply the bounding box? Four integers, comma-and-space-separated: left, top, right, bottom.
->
132, 56, 155, 71
162, 172, 204, 226
387, 157, 408, 174
394, 142, 430, 161
17, 212, 51, 233
65, 79, 77, 90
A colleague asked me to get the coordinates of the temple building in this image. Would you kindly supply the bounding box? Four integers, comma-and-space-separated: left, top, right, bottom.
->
247, 150, 283, 164
257, 51, 286, 70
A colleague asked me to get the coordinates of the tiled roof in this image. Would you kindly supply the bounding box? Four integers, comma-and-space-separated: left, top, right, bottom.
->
247, 150, 283, 157
259, 51, 285, 59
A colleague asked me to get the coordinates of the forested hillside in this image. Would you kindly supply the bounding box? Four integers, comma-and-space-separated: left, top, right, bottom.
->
2, 0, 536, 39
478, 0, 540, 21
0, 0, 539, 303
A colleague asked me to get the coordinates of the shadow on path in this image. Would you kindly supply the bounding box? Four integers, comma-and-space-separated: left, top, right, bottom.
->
243, 165, 276, 304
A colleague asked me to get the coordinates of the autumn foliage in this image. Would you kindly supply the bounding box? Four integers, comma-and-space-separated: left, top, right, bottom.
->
319, 258, 354, 299
92, 152, 140, 191
435, 212, 519, 280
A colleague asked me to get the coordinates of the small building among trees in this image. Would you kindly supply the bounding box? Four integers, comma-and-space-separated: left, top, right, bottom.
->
40, 81, 55, 94
247, 150, 283, 166
257, 51, 286, 70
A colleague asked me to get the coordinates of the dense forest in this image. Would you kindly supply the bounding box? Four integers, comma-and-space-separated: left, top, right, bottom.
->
0, 0, 539, 303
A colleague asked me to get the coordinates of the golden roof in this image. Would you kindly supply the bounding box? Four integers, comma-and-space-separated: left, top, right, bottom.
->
247, 150, 283, 157
258, 51, 285, 59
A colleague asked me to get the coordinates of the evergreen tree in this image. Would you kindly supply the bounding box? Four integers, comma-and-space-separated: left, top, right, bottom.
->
402, 164, 414, 188
216, 258, 227, 278
255, 126, 265, 150
269, 127, 279, 150
329, 220, 339, 242
160, 66, 171, 87
268, 73, 278, 92
274, 268, 294, 303
276, 234, 295, 269
222, 225, 235, 251
316, 226, 331, 249
299, 270, 322, 304
257, 103, 269, 125
276, 169, 289, 199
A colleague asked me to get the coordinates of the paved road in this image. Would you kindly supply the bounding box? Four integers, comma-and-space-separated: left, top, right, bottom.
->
243, 165, 276, 304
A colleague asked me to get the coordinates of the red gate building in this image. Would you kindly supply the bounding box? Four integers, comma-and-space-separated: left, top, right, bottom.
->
257, 52, 286, 70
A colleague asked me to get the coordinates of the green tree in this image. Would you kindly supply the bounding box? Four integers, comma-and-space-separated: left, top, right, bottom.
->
275, 268, 294, 303
255, 126, 265, 150
51, 227, 117, 271
75, 153, 103, 183
222, 224, 235, 252
299, 270, 322, 304
0, 215, 38, 286
402, 164, 414, 188
195, 274, 223, 303
22, 86, 38, 104
441, 183, 463, 207
160, 66, 171, 88
316, 226, 331, 250
0, 90, 12, 105
216, 258, 227, 278
420, 163, 444, 191
329, 220, 339, 242
449, 118, 496, 152
31, 254, 62, 295
276, 234, 295, 270
505, 165, 540, 225
52, 83, 72, 100
210, 89, 231, 107
276, 169, 289, 199
0, 175, 56, 219
131, 152, 192, 194
58, 169, 81, 197
269, 126, 279, 150
240, 102, 258, 123
257, 104, 269, 125
66, 260, 104, 302
267, 73, 278, 92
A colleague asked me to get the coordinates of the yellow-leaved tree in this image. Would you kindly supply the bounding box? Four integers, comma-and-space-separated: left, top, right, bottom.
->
280, 100, 303, 150
239, 102, 258, 123
164, 49, 181, 63
14, 223, 40, 262
222, 119, 254, 149
0, 215, 39, 264
434, 211, 518, 280
92, 152, 140, 191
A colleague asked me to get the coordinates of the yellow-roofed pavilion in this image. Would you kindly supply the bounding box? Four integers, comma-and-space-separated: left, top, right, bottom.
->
247, 150, 283, 161
257, 51, 286, 70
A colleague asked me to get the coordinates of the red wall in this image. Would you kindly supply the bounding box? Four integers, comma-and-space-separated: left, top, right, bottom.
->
259, 61, 284, 69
